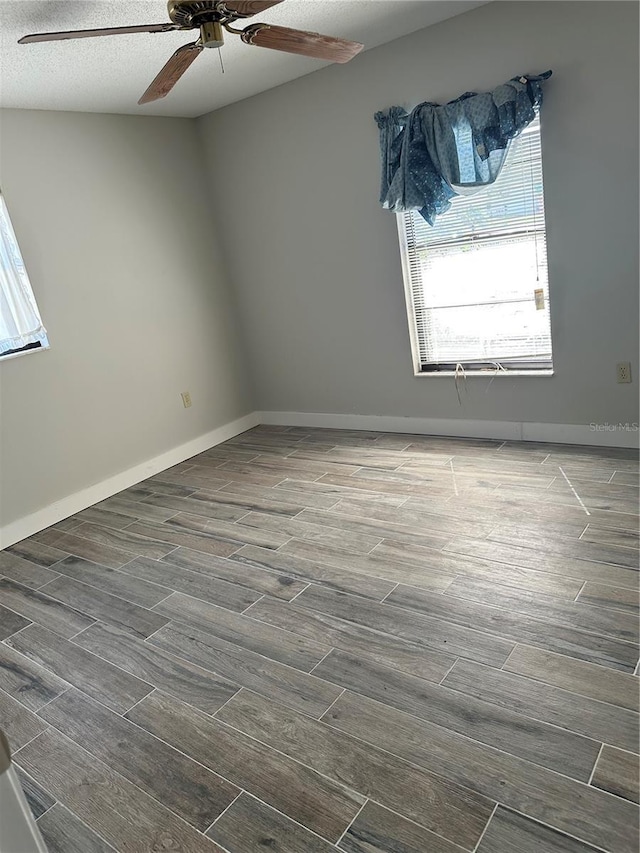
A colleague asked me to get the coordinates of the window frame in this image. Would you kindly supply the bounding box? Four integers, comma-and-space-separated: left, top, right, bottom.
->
0, 190, 49, 362
397, 121, 553, 379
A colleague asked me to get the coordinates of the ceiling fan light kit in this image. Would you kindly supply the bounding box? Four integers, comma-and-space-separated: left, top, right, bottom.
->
18, 0, 364, 104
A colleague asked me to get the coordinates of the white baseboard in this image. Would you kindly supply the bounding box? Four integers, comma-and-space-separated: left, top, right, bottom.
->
0, 412, 259, 550
258, 411, 640, 449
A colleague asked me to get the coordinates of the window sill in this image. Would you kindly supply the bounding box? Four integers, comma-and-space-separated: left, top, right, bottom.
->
414, 369, 554, 378
0, 343, 50, 363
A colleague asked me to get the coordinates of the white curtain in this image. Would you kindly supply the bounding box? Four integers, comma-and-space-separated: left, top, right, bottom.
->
0, 192, 48, 354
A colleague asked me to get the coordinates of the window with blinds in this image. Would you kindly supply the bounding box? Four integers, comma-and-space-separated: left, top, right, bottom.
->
398, 115, 553, 374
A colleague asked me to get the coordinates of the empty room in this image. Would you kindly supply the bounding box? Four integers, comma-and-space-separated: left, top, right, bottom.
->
0, 1, 638, 851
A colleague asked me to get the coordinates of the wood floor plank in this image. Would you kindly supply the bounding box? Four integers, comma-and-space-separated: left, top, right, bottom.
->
231, 545, 396, 600
161, 546, 309, 601
577, 581, 640, 615
36, 803, 116, 853
39, 688, 239, 831
169, 463, 283, 490
70, 506, 139, 530
318, 471, 459, 499
296, 507, 457, 551
3, 428, 636, 853
147, 621, 341, 717
16, 766, 55, 820
239, 511, 383, 555
196, 447, 261, 463
476, 807, 603, 853
610, 471, 640, 485
117, 555, 261, 612
245, 595, 455, 682
216, 689, 495, 850
51, 555, 173, 608
442, 659, 639, 754
146, 469, 233, 491
5, 623, 152, 713
591, 746, 639, 804
206, 793, 336, 852
37, 575, 169, 639
368, 464, 556, 491
581, 525, 639, 551
0, 687, 48, 750
410, 492, 640, 533
138, 492, 247, 522
368, 539, 585, 599
219, 479, 341, 510
443, 537, 640, 588
443, 575, 639, 645
503, 645, 640, 712
313, 650, 600, 780
126, 689, 365, 843
500, 486, 640, 515
488, 527, 640, 569
122, 480, 197, 499
386, 584, 638, 672
15, 729, 225, 853
338, 801, 465, 853
295, 585, 516, 668
0, 602, 31, 639
274, 478, 407, 506
95, 495, 179, 523
0, 550, 61, 588
67, 522, 179, 560
325, 691, 639, 853
73, 621, 239, 714
0, 578, 95, 638
33, 530, 134, 569
290, 446, 410, 471
159, 512, 291, 550
6, 539, 67, 567
119, 519, 239, 558
0, 643, 69, 711
154, 592, 330, 670
220, 454, 362, 480
278, 539, 456, 593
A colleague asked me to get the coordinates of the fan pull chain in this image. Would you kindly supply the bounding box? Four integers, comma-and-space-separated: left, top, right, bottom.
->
218, 47, 225, 73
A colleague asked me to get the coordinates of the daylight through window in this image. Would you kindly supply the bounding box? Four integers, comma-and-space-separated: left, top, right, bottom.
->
0, 191, 48, 358
398, 115, 552, 374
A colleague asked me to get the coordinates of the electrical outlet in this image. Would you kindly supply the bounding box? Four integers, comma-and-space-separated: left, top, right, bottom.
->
616, 362, 632, 384
181, 391, 192, 408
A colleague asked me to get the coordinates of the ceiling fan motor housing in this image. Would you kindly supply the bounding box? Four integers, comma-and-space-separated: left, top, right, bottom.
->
167, 1, 241, 27
167, 1, 230, 46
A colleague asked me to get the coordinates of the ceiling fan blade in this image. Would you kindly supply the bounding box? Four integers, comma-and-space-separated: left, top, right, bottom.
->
222, 1, 284, 16
18, 23, 182, 44
241, 24, 363, 63
138, 42, 203, 105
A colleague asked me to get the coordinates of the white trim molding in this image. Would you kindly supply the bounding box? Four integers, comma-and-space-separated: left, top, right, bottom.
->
258, 411, 640, 449
0, 412, 259, 550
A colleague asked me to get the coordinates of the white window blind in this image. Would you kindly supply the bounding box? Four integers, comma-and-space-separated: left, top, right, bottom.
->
399, 115, 552, 373
0, 191, 48, 357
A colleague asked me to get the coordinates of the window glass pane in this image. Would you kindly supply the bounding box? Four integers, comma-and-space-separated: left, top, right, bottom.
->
401, 115, 552, 371
0, 192, 49, 356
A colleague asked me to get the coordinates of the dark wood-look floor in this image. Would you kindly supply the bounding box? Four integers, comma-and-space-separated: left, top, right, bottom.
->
1, 426, 639, 853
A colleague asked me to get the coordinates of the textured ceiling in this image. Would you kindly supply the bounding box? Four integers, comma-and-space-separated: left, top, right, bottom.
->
0, 0, 486, 117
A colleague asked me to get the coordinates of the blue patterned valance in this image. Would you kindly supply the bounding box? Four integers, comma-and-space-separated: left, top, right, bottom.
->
375, 71, 552, 225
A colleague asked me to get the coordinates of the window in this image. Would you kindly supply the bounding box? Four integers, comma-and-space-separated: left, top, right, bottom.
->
398, 115, 552, 375
0, 191, 49, 359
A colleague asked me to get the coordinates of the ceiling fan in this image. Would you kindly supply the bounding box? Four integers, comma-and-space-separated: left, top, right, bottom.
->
18, 0, 364, 105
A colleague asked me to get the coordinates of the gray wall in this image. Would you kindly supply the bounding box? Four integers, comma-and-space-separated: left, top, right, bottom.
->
197, 1, 639, 427
0, 109, 251, 528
